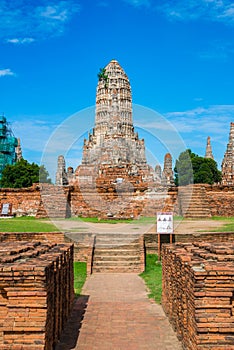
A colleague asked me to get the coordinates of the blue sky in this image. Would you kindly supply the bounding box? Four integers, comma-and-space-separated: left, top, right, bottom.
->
0, 0, 234, 179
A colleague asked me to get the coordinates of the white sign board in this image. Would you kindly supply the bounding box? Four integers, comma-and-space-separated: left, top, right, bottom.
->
1, 203, 10, 215
157, 212, 173, 234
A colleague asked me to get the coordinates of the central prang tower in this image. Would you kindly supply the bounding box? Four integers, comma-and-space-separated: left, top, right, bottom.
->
55, 60, 174, 218
80, 59, 147, 168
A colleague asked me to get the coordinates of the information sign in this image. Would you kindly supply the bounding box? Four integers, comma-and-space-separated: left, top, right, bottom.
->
157, 212, 173, 234
1, 203, 10, 215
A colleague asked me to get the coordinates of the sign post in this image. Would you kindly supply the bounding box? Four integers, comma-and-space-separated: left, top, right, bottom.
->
157, 212, 173, 259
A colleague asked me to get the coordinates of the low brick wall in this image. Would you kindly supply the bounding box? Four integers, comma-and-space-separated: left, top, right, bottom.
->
0, 185, 41, 216
206, 185, 234, 217
162, 242, 234, 350
64, 233, 95, 275
0, 183, 234, 218
0, 241, 74, 349
144, 231, 234, 254
0, 231, 65, 243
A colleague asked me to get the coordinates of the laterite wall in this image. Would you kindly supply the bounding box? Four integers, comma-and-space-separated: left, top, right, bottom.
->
0, 241, 74, 349
162, 242, 234, 350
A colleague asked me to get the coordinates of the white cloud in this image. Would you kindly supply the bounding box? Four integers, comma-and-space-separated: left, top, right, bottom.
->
6, 37, 35, 45
37, 3, 71, 21
0, 1, 80, 42
218, 3, 234, 21
158, 0, 234, 25
123, 0, 151, 7
160, 104, 234, 167
165, 105, 234, 134
0, 68, 15, 77
12, 119, 56, 153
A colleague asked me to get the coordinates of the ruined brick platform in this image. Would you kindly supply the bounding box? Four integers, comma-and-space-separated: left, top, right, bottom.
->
162, 242, 234, 350
0, 241, 74, 349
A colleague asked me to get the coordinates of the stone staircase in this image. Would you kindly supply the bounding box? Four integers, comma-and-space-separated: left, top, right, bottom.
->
178, 184, 211, 218
92, 233, 145, 273
36, 184, 70, 218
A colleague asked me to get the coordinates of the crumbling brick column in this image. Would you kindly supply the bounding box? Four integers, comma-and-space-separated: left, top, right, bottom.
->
162, 242, 234, 350
0, 241, 74, 349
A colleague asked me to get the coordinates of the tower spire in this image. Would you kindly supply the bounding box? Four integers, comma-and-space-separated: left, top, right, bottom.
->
222, 122, 234, 185
80, 59, 146, 167
205, 136, 214, 160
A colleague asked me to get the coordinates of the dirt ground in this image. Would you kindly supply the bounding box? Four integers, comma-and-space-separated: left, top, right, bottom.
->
50, 218, 230, 235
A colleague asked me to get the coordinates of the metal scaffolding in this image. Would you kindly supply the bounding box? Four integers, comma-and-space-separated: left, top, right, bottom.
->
0, 115, 18, 179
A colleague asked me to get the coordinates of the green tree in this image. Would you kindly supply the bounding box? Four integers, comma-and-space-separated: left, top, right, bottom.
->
174, 149, 221, 186
39, 165, 51, 183
0, 159, 51, 188
174, 149, 194, 186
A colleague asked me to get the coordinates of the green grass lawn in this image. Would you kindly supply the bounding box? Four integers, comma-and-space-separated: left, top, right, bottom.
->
0, 216, 58, 232
211, 216, 234, 232
140, 254, 162, 304
74, 261, 87, 296
68, 216, 157, 224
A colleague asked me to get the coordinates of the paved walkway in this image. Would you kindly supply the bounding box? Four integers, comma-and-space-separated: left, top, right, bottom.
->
50, 217, 228, 235
56, 274, 182, 350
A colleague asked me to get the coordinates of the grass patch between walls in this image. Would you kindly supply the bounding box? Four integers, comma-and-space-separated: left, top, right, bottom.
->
140, 254, 162, 304
74, 261, 87, 296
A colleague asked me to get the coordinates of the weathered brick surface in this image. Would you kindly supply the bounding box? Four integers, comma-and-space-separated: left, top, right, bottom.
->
162, 242, 234, 350
0, 232, 65, 244
64, 233, 95, 275
0, 241, 74, 349
0, 184, 41, 217
144, 231, 234, 254
206, 185, 234, 217
0, 183, 234, 219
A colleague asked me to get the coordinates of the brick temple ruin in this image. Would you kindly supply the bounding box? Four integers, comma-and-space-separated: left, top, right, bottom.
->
55, 59, 173, 189
162, 242, 234, 350
0, 240, 74, 349
0, 60, 234, 219
51, 59, 177, 218
222, 122, 234, 186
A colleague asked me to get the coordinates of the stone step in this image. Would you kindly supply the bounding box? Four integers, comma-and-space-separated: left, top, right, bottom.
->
184, 213, 210, 217
93, 260, 141, 266
178, 185, 211, 218
94, 249, 140, 256
185, 208, 211, 213
92, 233, 143, 273
95, 234, 141, 240
95, 242, 139, 250
93, 255, 140, 262
95, 237, 140, 244
92, 267, 141, 273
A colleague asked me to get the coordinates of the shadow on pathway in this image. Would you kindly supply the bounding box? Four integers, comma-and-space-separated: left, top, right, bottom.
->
55, 295, 89, 350
57, 273, 182, 350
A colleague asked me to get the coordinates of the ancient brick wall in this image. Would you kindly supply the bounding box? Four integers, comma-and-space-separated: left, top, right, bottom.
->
162, 242, 234, 350
0, 232, 65, 243
0, 241, 74, 349
0, 183, 234, 219
144, 231, 234, 254
206, 185, 234, 216
0, 184, 41, 216
64, 233, 95, 274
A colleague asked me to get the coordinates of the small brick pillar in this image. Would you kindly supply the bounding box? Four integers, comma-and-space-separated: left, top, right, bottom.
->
162, 242, 234, 350
0, 241, 74, 349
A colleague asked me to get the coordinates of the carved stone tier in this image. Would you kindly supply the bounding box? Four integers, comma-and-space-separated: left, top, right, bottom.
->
205, 136, 214, 159
222, 122, 234, 185
75, 60, 150, 187
80, 60, 146, 167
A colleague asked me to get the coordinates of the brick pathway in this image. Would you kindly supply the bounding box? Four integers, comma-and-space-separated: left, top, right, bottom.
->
56, 273, 182, 350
